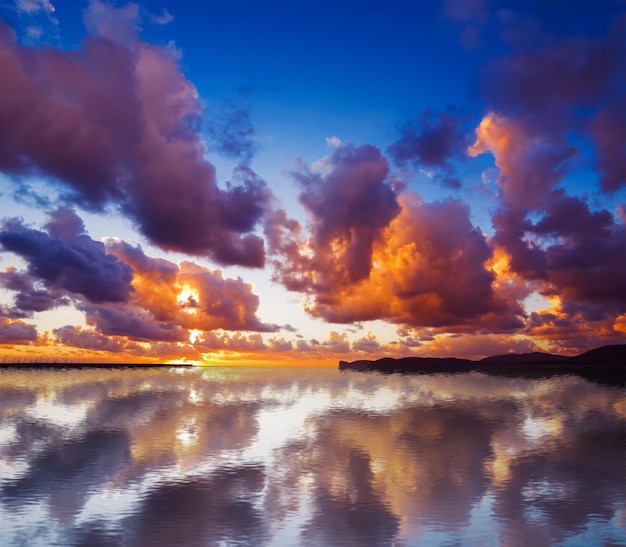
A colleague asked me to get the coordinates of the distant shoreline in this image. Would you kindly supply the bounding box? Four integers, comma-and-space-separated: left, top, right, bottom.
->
0, 363, 193, 369
339, 344, 626, 386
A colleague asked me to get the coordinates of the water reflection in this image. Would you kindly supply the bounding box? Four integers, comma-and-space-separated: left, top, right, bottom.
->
0, 367, 624, 546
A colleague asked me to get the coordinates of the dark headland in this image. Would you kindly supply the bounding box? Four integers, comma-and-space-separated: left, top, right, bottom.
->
339, 344, 626, 386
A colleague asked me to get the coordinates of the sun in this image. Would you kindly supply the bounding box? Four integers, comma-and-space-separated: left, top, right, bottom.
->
176, 285, 200, 314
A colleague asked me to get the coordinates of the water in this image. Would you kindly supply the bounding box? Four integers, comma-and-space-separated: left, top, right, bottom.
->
0, 366, 624, 546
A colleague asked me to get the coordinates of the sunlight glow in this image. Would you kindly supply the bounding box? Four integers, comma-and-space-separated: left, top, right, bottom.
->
176, 285, 200, 314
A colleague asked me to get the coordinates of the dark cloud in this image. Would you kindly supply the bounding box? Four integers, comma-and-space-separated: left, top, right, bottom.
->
491, 207, 547, 280
589, 97, 626, 192
0, 316, 38, 343
388, 107, 468, 173
53, 325, 135, 353
481, 16, 626, 192
0, 210, 133, 311
78, 303, 187, 342
482, 24, 625, 130
470, 14, 626, 342
531, 192, 626, 313
14, 289, 68, 313
491, 186, 626, 328
276, 144, 400, 288
0, 211, 134, 306
0, 5, 270, 267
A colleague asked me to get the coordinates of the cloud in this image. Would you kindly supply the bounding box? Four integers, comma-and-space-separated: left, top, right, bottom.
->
196, 331, 267, 352
470, 111, 626, 333
206, 94, 259, 165
83, 0, 140, 46
0, 209, 134, 308
270, 178, 524, 332
53, 325, 135, 353
325, 136, 342, 148
530, 192, 626, 313
482, 24, 625, 130
271, 144, 400, 289
352, 332, 380, 353
107, 240, 277, 333
0, 2, 269, 267
589, 97, 626, 192
468, 113, 574, 211
295, 331, 350, 355
0, 316, 38, 343
78, 302, 188, 342
389, 107, 468, 172
0, 210, 275, 355
15, 0, 55, 14
443, 0, 489, 49
462, 14, 626, 348
148, 8, 174, 26
480, 18, 626, 192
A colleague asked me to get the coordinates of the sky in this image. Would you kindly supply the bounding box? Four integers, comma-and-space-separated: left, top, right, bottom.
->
0, 0, 624, 365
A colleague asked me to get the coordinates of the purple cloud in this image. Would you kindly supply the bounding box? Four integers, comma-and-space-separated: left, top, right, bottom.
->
0, 4, 270, 267
0, 209, 134, 306
389, 108, 468, 171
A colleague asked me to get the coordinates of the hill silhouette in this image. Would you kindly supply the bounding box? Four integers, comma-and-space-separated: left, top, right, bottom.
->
339, 344, 625, 386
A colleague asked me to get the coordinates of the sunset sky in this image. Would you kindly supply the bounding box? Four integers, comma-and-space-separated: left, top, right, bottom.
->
0, 0, 624, 365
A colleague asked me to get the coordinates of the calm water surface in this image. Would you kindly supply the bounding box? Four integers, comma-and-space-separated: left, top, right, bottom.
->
0, 366, 624, 546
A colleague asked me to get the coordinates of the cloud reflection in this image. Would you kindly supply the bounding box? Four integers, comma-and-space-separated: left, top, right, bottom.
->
0, 367, 624, 546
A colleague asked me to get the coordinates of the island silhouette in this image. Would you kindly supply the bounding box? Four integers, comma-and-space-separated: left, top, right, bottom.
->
339, 344, 625, 386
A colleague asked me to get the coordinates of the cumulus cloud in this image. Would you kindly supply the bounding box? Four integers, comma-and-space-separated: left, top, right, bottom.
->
468, 113, 574, 211
0, 209, 275, 355
389, 107, 468, 172
325, 136, 342, 148
107, 240, 278, 333
0, 209, 134, 308
352, 333, 380, 353
480, 18, 626, 192
529, 192, 626, 315
0, 1, 269, 267
271, 144, 400, 289
268, 149, 523, 332
295, 332, 351, 354
79, 302, 188, 342
0, 316, 38, 343
53, 325, 135, 353
469, 110, 626, 339
196, 331, 267, 352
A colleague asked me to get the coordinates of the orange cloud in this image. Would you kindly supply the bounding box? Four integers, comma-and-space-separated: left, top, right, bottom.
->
273, 192, 525, 334
106, 241, 277, 335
